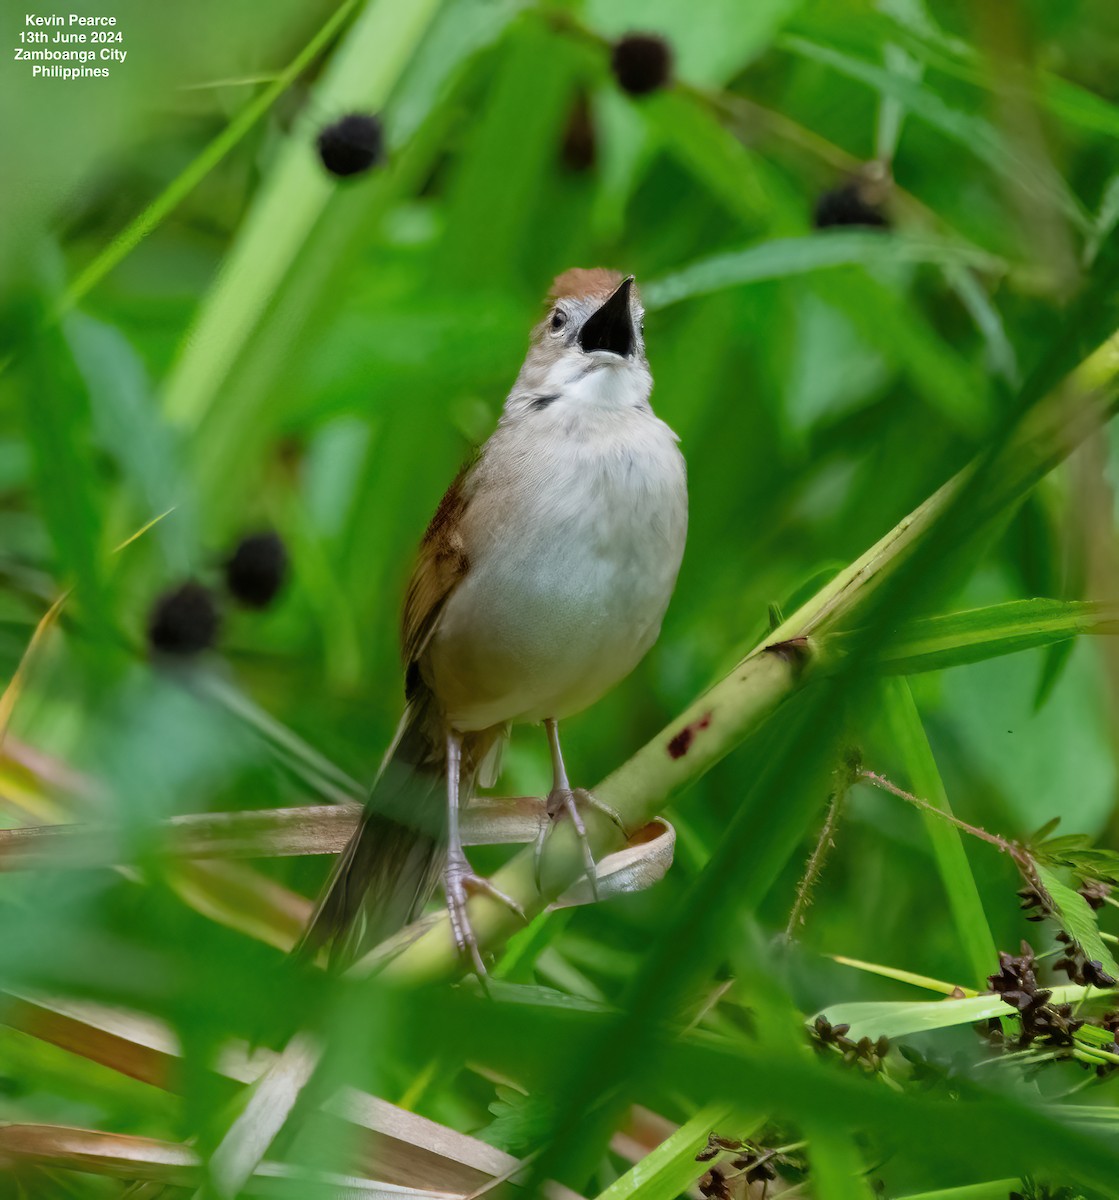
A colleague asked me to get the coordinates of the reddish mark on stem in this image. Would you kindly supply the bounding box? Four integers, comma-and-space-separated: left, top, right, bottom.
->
667, 711, 712, 760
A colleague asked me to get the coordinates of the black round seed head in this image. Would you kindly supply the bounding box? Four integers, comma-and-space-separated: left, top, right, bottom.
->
814, 176, 891, 230
225, 531, 289, 609
611, 33, 673, 96
316, 113, 385, 178
148, 582, 221, 657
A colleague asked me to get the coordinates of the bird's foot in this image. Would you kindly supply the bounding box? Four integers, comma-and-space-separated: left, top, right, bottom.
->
533, 787, 625, 900
444, 852, 525, 977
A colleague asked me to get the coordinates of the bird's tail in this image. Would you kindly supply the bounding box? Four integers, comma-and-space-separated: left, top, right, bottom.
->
294, 689, 453, 969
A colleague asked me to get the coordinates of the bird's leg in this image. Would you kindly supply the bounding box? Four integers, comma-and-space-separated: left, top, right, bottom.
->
533, 718, 625, 899
443, 729, 525, 976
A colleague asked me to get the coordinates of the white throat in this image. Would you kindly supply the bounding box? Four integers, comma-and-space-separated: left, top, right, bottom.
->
543, 354, 651, 412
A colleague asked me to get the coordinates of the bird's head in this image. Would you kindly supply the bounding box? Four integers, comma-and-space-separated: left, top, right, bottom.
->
510, 268, 652, 414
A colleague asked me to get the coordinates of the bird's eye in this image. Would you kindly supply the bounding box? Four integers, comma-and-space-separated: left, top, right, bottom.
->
550, 309, 567, 332
640, 320, 646, 337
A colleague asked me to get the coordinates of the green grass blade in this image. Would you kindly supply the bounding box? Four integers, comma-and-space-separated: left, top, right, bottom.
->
833, 599, 1119, 675
644, 231, 1005, 311
780, 34, 1087, 228
591, 1104, 744, 1200
829, 955, 979, 997
898, 1184, 1020, 1200
818, 984, 1108, 1040
879, 678, 997, 986
806, 1124, 875, 1200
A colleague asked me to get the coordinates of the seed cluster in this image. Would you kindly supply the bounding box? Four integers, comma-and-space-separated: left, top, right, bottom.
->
983, 942, 1083, 1049
1053, 930, 1116, 988
696, 1135, 794, 1200
810, 1016, 891, 1073
980, 941, 1119, 1076
1017, 882, 1117, 987
1009, 1180, 1084, 1200
147, 530, 289, 659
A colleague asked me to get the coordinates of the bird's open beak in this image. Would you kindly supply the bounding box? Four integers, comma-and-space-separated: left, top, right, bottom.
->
579, 276, 636, 358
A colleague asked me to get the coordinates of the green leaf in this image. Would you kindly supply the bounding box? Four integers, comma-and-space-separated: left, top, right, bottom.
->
897, 1183, 1020, 1200
480, 1085, 556, 1155
63, 313, 191, 569
818, 984, 1106, 1041
878, 678, 997, 987
1028, 817, 1063, 846
591, 1104, 744, 1200
806, 1123, 875, 1200
830, 599, 1119, 675
644, 231, 1004, 311
780, 34, 1087, 227
646, 91, 771, 224
1041, 849, 1119, 884
1033, 863, 1119, 978
830, 954, 979, 997
878, 4, 1119, 143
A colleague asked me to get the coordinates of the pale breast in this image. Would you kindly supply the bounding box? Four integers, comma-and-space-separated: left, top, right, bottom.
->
424, 408, 687, 732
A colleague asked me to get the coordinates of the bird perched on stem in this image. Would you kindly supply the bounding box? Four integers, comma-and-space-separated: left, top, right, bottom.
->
297, 269, 688, 973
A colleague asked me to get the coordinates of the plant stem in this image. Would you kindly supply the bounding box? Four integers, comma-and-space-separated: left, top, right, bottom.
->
368, 382, 1119, 986
785, 775, 848, 939
858, 769, 1015, 857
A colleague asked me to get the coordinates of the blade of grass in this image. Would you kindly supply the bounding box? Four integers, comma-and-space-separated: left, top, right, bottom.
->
780, 34, 1087, 229
643, 231, 1006, 312
829, 955, 979, 997
897, 1184, 1020, 1200
590, 1104, 746, 1200
805, 1124, 875, 1200
829, 598, 1119, 674
879, 678, 997, 986
818, 983, 1111, 1040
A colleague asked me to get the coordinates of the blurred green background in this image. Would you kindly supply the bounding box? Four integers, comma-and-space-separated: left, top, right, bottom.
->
4, 0, 1119, 1196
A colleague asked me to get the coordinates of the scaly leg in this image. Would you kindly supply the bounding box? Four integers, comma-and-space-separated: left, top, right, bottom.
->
443, 729, 524, 976
533, 718, 624, 899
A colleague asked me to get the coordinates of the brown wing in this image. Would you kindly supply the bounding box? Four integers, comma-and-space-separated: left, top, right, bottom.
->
401, 461, 473, 687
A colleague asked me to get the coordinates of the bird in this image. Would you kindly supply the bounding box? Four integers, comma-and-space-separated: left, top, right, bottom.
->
297, 268, 688, 973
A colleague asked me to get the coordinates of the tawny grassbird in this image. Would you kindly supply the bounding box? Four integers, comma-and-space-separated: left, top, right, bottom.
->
298, 269, 688, 972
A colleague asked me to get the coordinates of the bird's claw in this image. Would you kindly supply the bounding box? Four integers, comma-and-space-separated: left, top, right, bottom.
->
444, 853, 526, 977
533, 787, 624, 900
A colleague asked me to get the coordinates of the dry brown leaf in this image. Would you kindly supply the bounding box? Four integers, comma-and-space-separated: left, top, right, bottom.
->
0, 798, 546, 870
0, 1122, 197, 1183
0, 1121, 468, 1196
